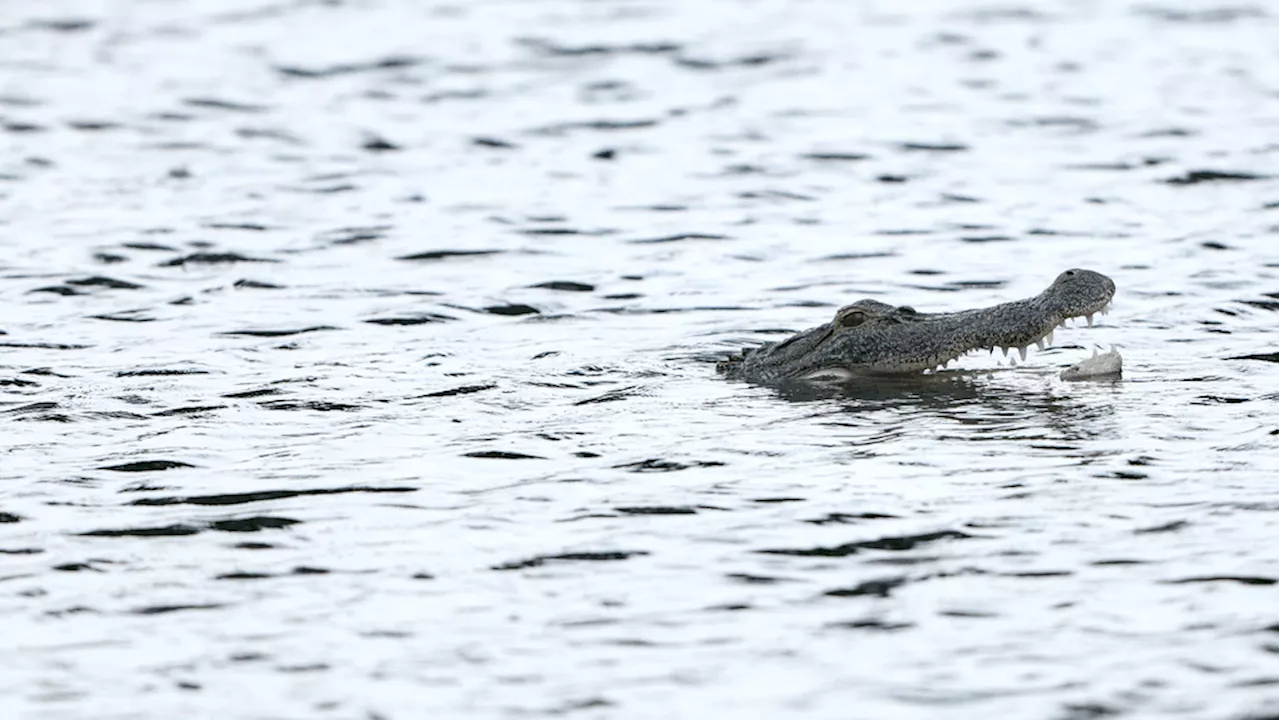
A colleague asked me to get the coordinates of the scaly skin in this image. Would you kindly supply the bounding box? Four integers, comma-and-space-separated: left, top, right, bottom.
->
718, 269, 1115, 383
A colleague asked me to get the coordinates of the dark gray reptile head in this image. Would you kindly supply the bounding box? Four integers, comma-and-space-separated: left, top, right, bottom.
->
718, 269, 1115, 383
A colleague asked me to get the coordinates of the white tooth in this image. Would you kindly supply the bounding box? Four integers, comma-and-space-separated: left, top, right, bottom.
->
1046, 330, 1054, 346
1002, 346, 1010, 357
1086, 313, 1094, 327
1018, 346, 1027, 362
1035, 338, 1045, 351
1010, 356, 1018, 366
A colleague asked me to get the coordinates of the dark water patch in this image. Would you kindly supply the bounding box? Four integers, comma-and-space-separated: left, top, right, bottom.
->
160, 252, 276, 267
674, 52, 787, 70
117, 368, 209, 377
616, 204, 688, 212
613, 458, 725, 473
1194, 395, 1249, 405
219, 326, 337, 337
362, 135, 400, 152
531, 281, 594, 292
81, 524, 202, 537
2, 401, 58, 415
760, 530, 972, 557
283, 182, 358, 194
122, 241, 177, 251
615, 506, 700, 515
1134, 6, 1266, 23
100, 460, 194, 473
93, 252, 128, 264
234, 127, 303, 144
960, 235, 1014, 243
1008, 116, 1100, 133
1001, 570, 1073, 578
1225, 353, 1278, 363
900, 142, 968, 152
29, 285, 84, 296
826, 618, 915, 631
629, 233, 728, 244
877, 174, 908, 183
516, 227, 614, 236
210, 517, 301, 532
1166, 576, 1277, 586
420, 384, 496, 398
492, 551, 648, 571
805, 512, 901, 525
516, 37, 682, 57
801, 152, 872, 161
233, 279, 283, 289
878, 228, 934, 236
818, 251, 898, 261
183, 97, 268, 113
1164, 170, 1269, 185
66, 276, 144, 290
1237, 297, 1279, 311
364, 314, 455, 325
0, 512, 23, 523
397, 249, 502, 261
421, 89, 487, 103
1055, 702, 1124, 720
53, 562, 104, 572
275, 55, 423, 79
824, 577, 908, 598
484, 304, 539, 316
1135, 520, 1190, 534
2, 121, 47, 133
1091, 559, 1149, 566
737, 189, 816, 201
0, 548, 42, 555
221, 387, 281, 399
90, 311, 156, 322
152, 405, 226, 417
218, 566, 332, 581
25, 18, 96, 33
258, 400, 361, 412
463, 451, 546, 460
472, 136, 518, 149
531, 119, 659, 135
726, 573, 793, 584
132, 603, 224, 615
204, 222, 272, 232
318, 225, 391, 245
133, 486, 415, 507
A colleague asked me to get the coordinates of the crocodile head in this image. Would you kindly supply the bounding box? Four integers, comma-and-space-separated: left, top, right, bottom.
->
718, 269, 1116, 383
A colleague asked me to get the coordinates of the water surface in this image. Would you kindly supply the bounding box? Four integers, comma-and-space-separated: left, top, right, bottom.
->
1, 1, 1277, 718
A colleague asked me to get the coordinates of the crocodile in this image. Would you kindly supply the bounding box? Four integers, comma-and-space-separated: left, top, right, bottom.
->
718, 268, 1116, 383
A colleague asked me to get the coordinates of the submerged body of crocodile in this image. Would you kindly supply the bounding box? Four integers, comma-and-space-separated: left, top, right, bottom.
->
718, 269, 1116, 383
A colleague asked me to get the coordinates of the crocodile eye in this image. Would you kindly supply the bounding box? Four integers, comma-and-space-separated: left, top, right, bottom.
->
838, 310, 867, 327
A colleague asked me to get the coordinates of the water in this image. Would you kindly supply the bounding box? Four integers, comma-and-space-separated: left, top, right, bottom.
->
1, 1, 1277, 718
